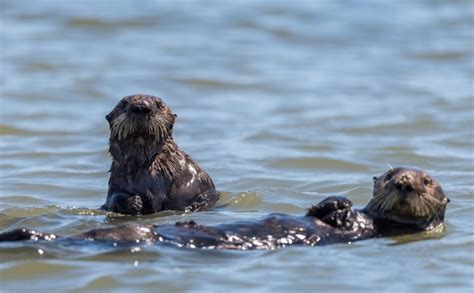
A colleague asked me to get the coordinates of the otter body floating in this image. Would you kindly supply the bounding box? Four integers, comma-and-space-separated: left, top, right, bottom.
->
0, 168, 449, 250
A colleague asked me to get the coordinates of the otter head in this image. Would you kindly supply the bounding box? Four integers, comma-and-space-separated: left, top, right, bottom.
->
364, 167, 449, 230
106, 94, 176, 142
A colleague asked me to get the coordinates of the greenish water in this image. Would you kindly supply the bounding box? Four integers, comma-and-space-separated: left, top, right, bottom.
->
1, 0, 473, 292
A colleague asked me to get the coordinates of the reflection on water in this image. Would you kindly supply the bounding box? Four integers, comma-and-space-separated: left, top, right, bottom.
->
1, 0, 473, 291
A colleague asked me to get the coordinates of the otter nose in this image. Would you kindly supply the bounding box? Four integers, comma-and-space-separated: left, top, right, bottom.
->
394, 174, 414, 192
128, 103, 151, 115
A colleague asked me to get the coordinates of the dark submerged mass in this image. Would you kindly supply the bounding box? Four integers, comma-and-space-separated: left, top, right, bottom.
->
100, 94, 220, 215
0, 167, 449, 249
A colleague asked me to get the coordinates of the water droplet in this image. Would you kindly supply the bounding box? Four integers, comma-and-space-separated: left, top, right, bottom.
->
131, 247, 141, 253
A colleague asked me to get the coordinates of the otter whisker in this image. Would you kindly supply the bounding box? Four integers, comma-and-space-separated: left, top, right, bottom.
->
111, 113, 128, 140
160, 123, 166, 141
155, 118, 166, 140
118, 118, 126, 139
422, 199, 437, 218
146, 115, 169, 141
152, 117, 160, 136
383, 196, 393, 212
415, 194, 437, 218
148, 118, 155, 135
378, 194, 390, 212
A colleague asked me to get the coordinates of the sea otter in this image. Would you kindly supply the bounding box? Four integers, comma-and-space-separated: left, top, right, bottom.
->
0, 168, 449, 249
101, 94, 220, 215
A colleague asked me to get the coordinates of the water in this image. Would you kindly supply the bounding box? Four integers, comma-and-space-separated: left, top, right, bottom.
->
1, 0, 473, 291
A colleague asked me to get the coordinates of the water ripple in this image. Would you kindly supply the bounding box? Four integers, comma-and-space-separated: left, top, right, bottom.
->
1, 0, 472, 291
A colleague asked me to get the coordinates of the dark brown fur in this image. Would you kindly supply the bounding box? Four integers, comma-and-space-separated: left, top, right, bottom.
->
363, 167, 449, 231
0, 167, 449, 250
100, 94, 220, 215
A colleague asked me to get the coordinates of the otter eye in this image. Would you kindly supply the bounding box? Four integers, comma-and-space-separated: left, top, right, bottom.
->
385, 172, 392, 181
423, 178, 432, 186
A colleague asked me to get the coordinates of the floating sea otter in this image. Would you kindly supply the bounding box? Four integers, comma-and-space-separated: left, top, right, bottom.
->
101, 94, 220, 215
0, 168, 449, 249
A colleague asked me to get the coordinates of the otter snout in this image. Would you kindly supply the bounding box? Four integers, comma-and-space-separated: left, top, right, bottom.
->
393, 172, 416, 192
128, 103, 152, 115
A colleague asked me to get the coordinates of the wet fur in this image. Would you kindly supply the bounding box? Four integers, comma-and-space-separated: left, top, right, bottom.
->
101, 94, 220, 215
0, 168, 449, 250
363, 167, 449, 230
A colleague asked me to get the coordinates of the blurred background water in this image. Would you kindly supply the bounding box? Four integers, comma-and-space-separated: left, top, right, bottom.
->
0, 0, 473, 292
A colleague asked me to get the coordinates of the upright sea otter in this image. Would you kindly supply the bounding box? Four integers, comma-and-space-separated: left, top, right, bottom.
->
0, 168, 449, 249
101, 94, 219, 215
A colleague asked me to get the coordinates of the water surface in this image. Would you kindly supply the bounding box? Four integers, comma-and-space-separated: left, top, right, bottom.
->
1, 0, 473, 292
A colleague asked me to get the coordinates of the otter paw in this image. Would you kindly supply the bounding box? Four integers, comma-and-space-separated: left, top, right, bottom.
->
306, 196, 353, 218
111, 193, 144, 215
125, 195, 143, 215
319, 208, 354, 229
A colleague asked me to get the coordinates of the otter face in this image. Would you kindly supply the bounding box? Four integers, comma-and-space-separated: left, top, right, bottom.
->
106, 94, 176, 141
365, 167, 449, 230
